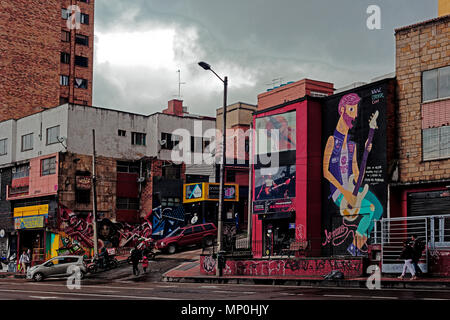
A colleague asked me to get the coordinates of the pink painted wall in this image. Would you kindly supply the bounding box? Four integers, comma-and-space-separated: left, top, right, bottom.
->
422, 99, 450, 129
8, 153, 59, 200
251, 99, 322, 257
200, 255, 364, 277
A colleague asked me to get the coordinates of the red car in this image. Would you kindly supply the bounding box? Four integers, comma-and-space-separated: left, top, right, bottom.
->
155, 223, 217, 254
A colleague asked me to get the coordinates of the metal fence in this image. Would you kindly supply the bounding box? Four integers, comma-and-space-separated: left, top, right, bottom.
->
370, 214, 450, 273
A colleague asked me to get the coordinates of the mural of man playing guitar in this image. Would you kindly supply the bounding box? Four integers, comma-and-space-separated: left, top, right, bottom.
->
323, 93, 383, 256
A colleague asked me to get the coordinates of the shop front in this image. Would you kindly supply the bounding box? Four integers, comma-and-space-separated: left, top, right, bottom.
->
182, 182, 240, 238
14, 204, 49, 266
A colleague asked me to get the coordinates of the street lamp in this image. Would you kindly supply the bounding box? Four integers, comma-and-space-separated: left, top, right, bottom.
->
198, 61, 227, 277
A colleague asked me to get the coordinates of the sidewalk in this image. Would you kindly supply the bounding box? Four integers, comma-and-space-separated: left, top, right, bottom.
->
162, 260, 450, 290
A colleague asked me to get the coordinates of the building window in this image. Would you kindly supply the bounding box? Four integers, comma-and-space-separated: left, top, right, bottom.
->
116, 197, 139, 210
423, 126, 450, 161
75, 55, 88, 67
46, 126, 60, 145
161, 197, 180, 208
75, 189, 90, 203
161, 132, 179, 150
41, 157, 56, 176
61, 8, 70, 20
61, 52, 70, 64
21, 133, 33, 152
80, 13, 89, 25
162, 164, 181, 179
75, 34, 89, 46
0, 139, 7, 156
61, 30, 70, 42
191, 136, 195, 152
131, 132, 146, 146
117, 161, 139, 173
118, 130, 126, 137
423, 66, 450, 102
60, 75, 69, 86
74, 78, 88, 89
79, 0, 90, 3
12, 164, 29, 179
202, 137, 211, 153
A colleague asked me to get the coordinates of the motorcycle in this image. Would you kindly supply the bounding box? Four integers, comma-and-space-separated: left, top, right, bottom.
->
86, 255, 118, 274
127, 240, 157, 265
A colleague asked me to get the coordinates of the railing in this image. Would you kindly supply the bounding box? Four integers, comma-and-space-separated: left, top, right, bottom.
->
370, 214, 450, 273
202, 236, 318, 259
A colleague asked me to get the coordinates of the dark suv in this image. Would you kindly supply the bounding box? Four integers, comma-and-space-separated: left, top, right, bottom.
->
155, 223, 217, 254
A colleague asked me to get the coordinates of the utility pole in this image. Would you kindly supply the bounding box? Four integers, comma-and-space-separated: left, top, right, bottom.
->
92, 129, 98, 259
247, 122, 253, 247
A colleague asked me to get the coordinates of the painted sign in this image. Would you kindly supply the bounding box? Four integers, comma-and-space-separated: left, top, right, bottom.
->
183, 183, 239, 203
15, 216, 45, 229
255, 111, 296, 154
13, 204, 49, 218
76, 176, 91, 190
322, 84, 388, 257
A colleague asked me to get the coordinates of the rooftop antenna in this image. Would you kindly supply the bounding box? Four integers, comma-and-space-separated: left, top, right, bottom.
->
177, 69, 186, 98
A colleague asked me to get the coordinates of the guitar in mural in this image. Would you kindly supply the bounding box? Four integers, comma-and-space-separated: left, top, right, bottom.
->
323, 92, 383, 257
339, 110, 379, 221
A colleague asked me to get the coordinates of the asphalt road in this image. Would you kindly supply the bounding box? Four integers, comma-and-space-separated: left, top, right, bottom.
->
1, 247, 449, 301
0, 278, 449, 300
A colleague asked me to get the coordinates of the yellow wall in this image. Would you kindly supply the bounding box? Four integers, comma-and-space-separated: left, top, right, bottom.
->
439, 0, 450, 16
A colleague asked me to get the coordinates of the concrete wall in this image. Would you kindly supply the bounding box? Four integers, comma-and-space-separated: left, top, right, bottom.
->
67, 104, 148, 160
0, 105, 68, 167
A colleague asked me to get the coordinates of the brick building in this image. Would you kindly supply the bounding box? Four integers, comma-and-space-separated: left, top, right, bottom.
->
391, 13, 450, 219
0, 0, 94, 122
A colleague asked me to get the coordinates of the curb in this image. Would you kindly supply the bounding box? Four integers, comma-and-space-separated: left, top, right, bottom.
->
162, 275, 450, 290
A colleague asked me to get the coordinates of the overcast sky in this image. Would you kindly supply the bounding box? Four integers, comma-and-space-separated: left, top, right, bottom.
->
92, 0, 437, 117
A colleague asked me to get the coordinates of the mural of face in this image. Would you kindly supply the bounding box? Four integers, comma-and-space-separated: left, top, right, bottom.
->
341, 103, 358, 129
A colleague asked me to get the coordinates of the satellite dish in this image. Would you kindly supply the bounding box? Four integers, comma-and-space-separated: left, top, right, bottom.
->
191, 214, 198, 224
159, 140, 167, 146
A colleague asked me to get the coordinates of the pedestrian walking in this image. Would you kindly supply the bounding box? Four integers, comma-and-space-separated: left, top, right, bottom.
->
130, 246, 141, 276
397, 240, 417, 280
142, 255, 149, 273
25, 249, 32, 272
18, 251, 30, 274
411, 234, 424, 277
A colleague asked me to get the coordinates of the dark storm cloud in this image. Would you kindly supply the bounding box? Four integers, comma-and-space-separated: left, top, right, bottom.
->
92, 0, 436, 116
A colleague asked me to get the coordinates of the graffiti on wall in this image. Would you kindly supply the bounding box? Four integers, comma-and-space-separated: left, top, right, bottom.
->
59, 206, 94, 249
200, 256, 363, 277
322, 87, 388, 257
58, 204, 185, 252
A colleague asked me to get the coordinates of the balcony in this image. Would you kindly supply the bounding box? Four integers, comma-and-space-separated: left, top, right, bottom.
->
6, 177, 30, 199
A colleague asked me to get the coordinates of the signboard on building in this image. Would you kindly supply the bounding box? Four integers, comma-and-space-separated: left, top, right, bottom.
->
14, 216, 45, 229
13, 205, 49, 230
76, 176, 92, 190
183, 183, 239, 203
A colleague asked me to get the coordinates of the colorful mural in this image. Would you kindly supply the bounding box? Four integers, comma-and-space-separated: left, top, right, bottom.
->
255, 111, 296, 154
57, 204, 185, 254
322, 87, 387, 257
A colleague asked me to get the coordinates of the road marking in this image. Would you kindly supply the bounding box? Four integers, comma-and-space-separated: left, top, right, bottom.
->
29, 296, 58, 299
0, 288, 177, 300
28, 283, 155, 291
99, 290, 120, 294
200, 285, 218, 289
241, 291, 256, 294
323, 294, 353, 298
370, 296, 398, 300
421, 298, 450, 301
280, 293, 296, 296
156, 285, 177, 288
213, 290, 231, 294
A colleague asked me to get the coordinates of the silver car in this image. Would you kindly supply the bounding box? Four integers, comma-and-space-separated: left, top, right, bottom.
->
26, 255, 87, 282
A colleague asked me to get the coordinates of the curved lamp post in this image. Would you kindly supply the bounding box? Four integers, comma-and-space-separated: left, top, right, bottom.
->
198, 61, 227, 277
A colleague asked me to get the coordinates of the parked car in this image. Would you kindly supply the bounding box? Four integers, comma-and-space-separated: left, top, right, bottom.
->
26, 255, 87, 282
155, 223, 217, 254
